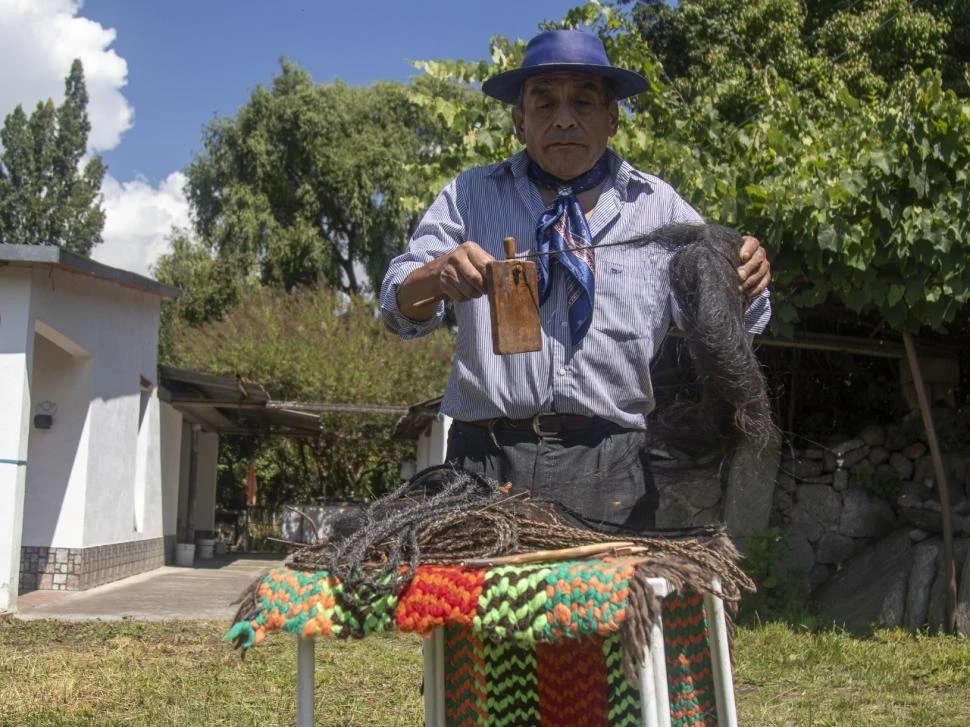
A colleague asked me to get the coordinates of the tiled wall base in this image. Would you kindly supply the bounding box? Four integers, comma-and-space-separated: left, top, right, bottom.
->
19, 537, 166, 592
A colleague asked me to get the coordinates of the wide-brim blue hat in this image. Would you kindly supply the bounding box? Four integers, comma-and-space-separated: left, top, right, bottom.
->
482, 30, 649, 105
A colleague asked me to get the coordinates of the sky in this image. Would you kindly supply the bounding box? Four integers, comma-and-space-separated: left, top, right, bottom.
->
0, 0, 584, 276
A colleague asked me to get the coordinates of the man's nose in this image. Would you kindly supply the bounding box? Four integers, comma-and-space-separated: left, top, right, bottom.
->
552, 105, 578, 128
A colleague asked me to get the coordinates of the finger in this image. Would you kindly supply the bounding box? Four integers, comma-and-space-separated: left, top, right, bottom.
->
744, 261, 771, 300
441, 262, 486, 300
737, 246, 766, 282
738, 235, 760, 263
463, 243, 496, 274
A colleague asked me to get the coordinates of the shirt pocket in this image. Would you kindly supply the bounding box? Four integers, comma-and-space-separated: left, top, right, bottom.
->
593, 253, 671, 345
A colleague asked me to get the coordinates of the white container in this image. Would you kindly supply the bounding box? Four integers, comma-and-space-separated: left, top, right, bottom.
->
174, 542, 196, 567
197, 538, 215, 559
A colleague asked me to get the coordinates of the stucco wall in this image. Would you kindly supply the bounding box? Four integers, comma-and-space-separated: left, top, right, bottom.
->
22, 332, 92, 547
24, 267, 162, 548
193, 431, 219, 535
159, 401, 184, 542
0, 269, 34, 611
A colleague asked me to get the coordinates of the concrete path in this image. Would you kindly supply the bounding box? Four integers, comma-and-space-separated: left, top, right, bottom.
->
13, 553, 283, 622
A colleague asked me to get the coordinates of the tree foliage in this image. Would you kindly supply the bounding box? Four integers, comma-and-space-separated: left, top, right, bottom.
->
184, 61, 449, 296
409, 0, 970, 334
164, 285, 454, 502
0, 60, 105, 254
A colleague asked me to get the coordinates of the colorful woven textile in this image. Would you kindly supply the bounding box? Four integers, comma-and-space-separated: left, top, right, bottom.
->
441, 599, 714, 727
226, 561, 717, 725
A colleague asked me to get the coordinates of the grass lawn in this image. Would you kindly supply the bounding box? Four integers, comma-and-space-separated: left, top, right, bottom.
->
1, 618, 968, 726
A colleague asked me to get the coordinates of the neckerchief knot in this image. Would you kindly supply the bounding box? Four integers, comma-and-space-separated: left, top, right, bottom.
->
528, 153, 609, 346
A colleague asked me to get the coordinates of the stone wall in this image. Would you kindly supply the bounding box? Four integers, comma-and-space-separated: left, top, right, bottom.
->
773, 423, 970, 584
19, 537, 166, 592
771, 420, 970, 633
651, 415, 970, 633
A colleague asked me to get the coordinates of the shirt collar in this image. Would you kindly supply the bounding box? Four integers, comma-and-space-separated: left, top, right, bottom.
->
487, 148, 654, 196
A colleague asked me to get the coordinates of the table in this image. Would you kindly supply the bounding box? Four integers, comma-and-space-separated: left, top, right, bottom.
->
229, 564, 739, 726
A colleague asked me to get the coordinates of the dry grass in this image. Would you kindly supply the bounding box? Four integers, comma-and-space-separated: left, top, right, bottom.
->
1, 618, 968, 725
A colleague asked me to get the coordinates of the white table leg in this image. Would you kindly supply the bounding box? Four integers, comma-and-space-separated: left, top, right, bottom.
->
297, 637, 315, 727
704, 579, 738, 727
645, 577, 672, 727
423, 628, 445, 727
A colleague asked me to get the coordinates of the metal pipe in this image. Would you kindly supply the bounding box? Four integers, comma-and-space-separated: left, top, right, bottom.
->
297, 637, 315, 727
902, 332, 957, 633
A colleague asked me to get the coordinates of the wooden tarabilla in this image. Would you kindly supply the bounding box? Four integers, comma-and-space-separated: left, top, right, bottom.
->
485, 236, 541, 355
412, 236, 541, 355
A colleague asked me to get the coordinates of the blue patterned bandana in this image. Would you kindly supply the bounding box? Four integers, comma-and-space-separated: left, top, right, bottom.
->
528, 153, 609, 346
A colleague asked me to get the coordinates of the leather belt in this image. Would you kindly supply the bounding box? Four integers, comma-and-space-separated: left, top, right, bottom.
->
469, 413, 600, 437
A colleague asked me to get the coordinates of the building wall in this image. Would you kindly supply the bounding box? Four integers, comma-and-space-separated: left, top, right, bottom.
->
15, 267, 169, 594
174, 424, 219, 542
0, 269, 35, 611
194, 431, 219, 535
22, 331, 92, 547
159, 400, 184, 558
415, 415, 452, 471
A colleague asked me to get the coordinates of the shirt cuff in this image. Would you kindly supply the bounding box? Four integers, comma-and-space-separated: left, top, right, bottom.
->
380, 279, 446, 340
743, 289, 772, 334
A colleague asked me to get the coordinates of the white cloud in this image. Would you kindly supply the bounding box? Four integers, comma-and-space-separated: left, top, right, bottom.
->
0, 1, 191, 278
0, 0, 132, 152
92, 172, 191, 277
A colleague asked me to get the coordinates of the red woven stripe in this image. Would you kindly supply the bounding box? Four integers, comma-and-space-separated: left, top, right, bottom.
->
537, 637, 609, 726
395, 565, 485, 635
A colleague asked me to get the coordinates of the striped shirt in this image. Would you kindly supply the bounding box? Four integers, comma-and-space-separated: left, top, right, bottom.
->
381, 149, 771, 430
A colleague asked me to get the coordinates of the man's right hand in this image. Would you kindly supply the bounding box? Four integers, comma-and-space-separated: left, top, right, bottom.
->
397, 241, 495, 320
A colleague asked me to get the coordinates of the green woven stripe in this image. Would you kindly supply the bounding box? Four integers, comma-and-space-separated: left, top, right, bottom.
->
663, 592, 716, 727
475, 564, 553, 644
483, 637, 539, 725
603, 633, 642, 727
538, 561, 631, 641
444, 624, 489, 726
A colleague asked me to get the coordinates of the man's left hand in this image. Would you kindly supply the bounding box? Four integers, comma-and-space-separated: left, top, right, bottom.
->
738, 235, 771, 302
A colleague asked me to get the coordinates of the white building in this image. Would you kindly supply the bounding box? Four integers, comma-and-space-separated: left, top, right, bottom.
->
0, 245, 320, 614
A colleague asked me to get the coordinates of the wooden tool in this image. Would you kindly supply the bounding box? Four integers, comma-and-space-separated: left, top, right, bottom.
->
485, 236, 541, 355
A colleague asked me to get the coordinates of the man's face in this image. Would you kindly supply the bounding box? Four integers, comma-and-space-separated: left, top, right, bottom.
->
512, 72, 618, 181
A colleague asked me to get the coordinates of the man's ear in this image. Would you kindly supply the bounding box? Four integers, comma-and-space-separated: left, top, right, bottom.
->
512, 107, 526, 143
608, 100, 619, 137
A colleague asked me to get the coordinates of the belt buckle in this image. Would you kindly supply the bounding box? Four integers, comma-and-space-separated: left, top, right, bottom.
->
531, 413, 558, 437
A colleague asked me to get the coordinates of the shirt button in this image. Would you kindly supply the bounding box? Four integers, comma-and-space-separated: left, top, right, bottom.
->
558, 366, 567, 376
561, 322, 568, 329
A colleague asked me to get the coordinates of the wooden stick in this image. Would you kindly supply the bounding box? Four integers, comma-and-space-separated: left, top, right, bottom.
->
412, 296, 441, 308
462, 542, 645, 568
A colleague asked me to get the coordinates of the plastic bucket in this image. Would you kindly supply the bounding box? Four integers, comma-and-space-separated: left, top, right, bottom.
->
197, 538, 215, 559
174, 542, 195, 567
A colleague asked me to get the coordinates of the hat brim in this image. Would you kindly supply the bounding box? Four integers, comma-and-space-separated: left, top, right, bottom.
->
481, 64, 649, 105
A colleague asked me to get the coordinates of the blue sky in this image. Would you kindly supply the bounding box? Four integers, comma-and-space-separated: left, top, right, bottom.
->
82, 0, 583, 184
0, 0, 589, 274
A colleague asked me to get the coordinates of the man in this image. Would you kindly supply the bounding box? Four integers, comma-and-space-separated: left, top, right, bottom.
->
381, 30, 771, 529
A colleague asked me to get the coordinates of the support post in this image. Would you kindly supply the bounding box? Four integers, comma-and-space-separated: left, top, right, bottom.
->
902, 333, 957, 633
642, 577, 671, 727
423, 628, 445, 727
297, 637, 315, 727
705, 579, 738, 727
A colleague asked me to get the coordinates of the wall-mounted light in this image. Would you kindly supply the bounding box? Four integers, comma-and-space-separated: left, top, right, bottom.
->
34, 400, 57, 430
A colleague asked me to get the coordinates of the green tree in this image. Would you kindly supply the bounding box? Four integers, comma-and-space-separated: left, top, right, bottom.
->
184, 61, 449, 296
411, 1, 970, 334
0, 59, 105, 254
164, 285, 454, 501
